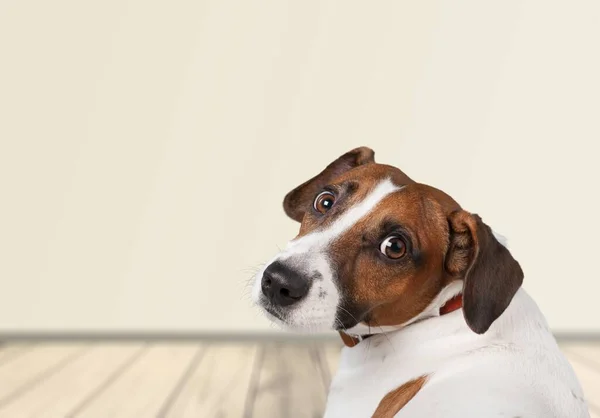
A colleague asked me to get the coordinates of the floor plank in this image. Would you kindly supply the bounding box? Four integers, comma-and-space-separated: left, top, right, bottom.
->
322, 342, 342, 380
0, 344, 87, 409
161, 343, 257, 418
310, 343, 333, 391
0, 341, 596, 417
249, 343, 329, 418
564, 343, 600, 368
563, 352, 600, 414
0, 344, 144, 418
0, 344, 33, 367
72, 344, 200, 418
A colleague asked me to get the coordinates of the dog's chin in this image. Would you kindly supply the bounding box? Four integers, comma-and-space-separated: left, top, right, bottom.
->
257, 301, 335, 333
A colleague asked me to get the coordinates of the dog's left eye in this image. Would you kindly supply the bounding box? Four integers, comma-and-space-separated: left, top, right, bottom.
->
380, 235, 407, 259
314, 191, 335, 214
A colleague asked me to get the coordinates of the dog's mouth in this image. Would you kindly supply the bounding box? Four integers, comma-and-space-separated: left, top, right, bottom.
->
334, 316, 360, 331
333, 306, 364, 330
261, 302, 286, 322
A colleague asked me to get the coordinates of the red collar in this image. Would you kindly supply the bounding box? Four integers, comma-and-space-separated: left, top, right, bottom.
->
341, 294, 463, 347
439, 293, 463, 316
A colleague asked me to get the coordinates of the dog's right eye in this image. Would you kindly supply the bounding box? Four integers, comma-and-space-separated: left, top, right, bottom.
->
314, 191, 335, 214
380, 235, 407, 259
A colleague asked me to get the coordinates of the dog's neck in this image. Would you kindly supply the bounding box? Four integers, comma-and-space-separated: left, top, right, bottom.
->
340, 293, 464, 347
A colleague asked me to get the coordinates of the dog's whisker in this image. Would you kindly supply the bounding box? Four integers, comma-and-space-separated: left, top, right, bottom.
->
359, 301, 388, 318
336, 306, 360, 325
334, 317, 349, 334
371, 318, 396, 352
240, 263, 264, 273
363, 334, 372, 363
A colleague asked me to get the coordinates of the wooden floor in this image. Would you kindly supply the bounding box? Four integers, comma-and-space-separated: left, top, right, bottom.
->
0, 341, 597, 417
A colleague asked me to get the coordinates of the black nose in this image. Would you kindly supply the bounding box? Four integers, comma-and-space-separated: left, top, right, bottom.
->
261, 261, 311, 307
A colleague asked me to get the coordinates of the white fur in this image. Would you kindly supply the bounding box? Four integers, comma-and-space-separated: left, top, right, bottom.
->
325, 289, 590, 417
252, 178, 401, 331
492, 229, 509, 248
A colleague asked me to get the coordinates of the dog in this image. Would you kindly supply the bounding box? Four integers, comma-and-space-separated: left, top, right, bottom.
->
252, 147, 590, 417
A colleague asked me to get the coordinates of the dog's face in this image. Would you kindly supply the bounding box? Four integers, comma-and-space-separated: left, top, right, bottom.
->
252, 147, 523, 335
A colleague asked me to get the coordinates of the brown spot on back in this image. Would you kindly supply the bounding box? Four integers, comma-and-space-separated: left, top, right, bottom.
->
372, 375, 428, 417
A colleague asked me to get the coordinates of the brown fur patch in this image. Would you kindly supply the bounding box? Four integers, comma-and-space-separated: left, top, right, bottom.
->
329, 183, 460, 328
372, 375, 428, 417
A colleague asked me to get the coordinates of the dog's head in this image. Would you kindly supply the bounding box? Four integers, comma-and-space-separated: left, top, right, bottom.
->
252, 147, 523, 335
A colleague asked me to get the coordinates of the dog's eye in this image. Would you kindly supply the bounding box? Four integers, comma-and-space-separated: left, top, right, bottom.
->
380, 235, 407, 259
314, 191, 335, 214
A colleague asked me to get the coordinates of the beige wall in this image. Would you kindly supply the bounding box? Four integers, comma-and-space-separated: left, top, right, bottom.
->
1, 0, 599, 333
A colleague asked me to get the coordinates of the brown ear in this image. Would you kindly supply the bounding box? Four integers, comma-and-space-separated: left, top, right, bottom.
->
282, 147, 375, 222
445, 210, 524, 334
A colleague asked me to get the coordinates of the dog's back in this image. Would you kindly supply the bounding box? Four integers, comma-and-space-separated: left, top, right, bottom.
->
325, 290, 589, 417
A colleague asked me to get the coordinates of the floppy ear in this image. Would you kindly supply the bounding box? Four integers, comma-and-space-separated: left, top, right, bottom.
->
283, 147, 375, 222
445, 210, 524, 334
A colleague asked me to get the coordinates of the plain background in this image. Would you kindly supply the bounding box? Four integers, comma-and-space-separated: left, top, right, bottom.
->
0, 0, 598, 334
